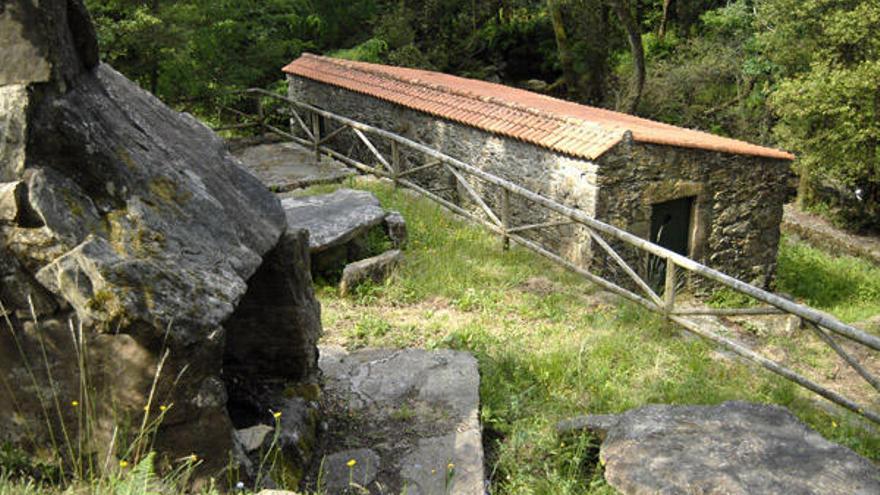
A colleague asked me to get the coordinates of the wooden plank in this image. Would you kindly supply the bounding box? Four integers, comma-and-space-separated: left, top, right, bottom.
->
253, 92, 880, 425
279, 132, 391, 179
507, 232, 661, 311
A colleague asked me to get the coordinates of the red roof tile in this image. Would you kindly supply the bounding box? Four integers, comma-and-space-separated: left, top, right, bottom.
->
283, 54, 794, 161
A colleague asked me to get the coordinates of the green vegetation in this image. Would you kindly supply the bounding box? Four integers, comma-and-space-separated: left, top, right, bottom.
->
314, 180, 880, 494
777, 236, 880, 324
0, 307, 285, 495
85, 1, 880, 230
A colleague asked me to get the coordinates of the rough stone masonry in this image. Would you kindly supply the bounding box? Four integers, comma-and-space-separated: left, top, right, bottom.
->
0, 0, 321, 485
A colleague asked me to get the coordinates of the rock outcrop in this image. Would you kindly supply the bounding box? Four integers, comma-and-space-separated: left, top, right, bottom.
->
311, 347, 484, 495
558, 401, 880, 495
339, 249, 402, 296
281, 188, 407, 283
0, 0, 321, 485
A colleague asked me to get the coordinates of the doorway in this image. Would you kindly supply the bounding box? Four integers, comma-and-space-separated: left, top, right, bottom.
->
650, 196, 694, 256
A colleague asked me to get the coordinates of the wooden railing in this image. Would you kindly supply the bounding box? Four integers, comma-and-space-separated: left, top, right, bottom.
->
222, 88, 880, 424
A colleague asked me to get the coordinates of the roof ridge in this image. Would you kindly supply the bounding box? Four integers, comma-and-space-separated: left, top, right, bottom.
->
300, 53, 610, 133
296, 54, 602, 144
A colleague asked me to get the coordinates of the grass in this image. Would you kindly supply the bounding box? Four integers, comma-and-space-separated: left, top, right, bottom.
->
313, 178, 880, 494
0, 308, 286, 495
777, 236, 880, 324
4, 176, 879, 494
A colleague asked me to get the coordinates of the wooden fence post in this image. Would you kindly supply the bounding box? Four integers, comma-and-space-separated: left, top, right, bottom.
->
664, 258, 676, 312
391, 141, 400, 189
501, 188, 511, 250
311, 112, 321, 163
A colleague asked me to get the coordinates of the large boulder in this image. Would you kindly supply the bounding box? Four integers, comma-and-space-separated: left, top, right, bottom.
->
0, 0, 321, 485
559, 401, 880, 495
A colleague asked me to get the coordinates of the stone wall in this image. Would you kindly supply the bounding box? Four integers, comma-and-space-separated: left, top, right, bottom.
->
288, 76, 790, 287
596, 138, 790, 288
288, 76, 599, 266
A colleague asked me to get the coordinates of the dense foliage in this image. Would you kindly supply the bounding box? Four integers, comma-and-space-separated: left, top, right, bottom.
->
85, 0, 880, 230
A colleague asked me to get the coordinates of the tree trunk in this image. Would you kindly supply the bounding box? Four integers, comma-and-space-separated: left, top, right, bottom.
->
547, 0, 579, 99
608, 0, 645, 113
149, 0, 161, 95
658, 0, 672, 41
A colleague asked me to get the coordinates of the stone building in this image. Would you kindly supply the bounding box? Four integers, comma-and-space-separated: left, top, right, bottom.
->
283, 53, 794, 288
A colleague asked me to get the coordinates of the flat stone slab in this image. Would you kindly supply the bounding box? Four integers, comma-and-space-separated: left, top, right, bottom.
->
566, 401, 880, 495
339, 249, 403, 296
232, 142, 353, 192
305, 347, 484, 495
281, 189, 387, 252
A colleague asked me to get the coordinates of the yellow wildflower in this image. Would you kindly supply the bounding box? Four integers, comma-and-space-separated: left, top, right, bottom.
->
119, 460, 129, 468
71, 400, 79, 407
347, 459, 357, 468
447, 463, 455, 470
273, 411, 282, 419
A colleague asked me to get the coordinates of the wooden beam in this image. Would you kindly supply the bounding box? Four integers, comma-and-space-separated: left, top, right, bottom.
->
507, 220, 574, 234
664, 258, 676, 312
397, 159, 442, 177
588, 229, 665, 307
501, 188, 511, 250
391, 141, 401, 188
670, 307, 787, 316
352, 127, 392, 172
806, 321, 880, 393
317, 125, 347, 145
444, 164, 503, 227
311, 112, 321, 162
290, 107, 314, 141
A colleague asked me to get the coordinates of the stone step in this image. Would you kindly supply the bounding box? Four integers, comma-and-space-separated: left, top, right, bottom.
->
305, 346, 485, 495
281, 189, 388, 253
232, 141, 354, 192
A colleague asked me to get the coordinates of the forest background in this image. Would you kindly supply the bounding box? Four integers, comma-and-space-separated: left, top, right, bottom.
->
85, 0, 880, 231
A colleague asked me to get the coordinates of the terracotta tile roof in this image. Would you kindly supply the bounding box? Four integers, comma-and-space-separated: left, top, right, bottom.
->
282, 54, 794, 161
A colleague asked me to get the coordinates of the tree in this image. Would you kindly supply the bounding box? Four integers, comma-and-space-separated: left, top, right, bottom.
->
607, 0, 645, 112
547, 0, 579, 98
759, 0, 880, 230
86, 0, 170, 94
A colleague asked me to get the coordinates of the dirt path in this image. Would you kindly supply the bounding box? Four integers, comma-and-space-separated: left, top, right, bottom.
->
782, 204, 880, 264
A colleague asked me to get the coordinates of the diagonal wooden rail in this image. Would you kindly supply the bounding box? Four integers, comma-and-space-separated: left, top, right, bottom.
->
220, 88, 880, 424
